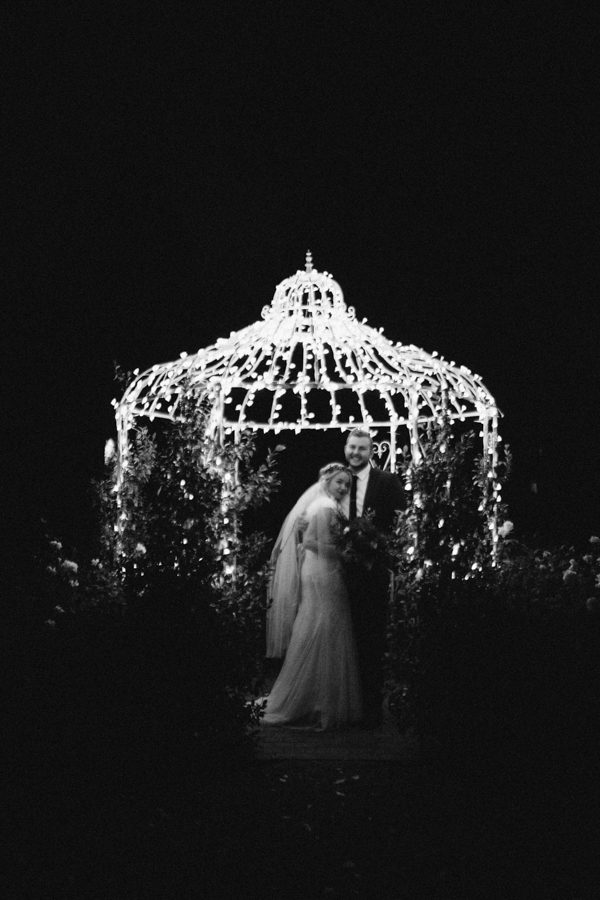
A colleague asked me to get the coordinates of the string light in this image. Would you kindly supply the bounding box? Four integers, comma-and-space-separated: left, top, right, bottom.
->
114, 254, 502, 550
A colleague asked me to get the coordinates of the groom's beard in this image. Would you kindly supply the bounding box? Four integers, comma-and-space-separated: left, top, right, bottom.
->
346, 460, 370, 472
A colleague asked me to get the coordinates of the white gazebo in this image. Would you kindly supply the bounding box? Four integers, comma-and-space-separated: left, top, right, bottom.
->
114, 252, 502, 534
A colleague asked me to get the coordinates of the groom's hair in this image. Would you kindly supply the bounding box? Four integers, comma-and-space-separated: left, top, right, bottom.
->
346, 427, 374, 447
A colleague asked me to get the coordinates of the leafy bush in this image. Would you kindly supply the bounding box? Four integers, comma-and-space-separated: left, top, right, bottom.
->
385, 419, 600, 773
5, 387, 283, 894
385, 419, 510, 727
97, 390, 282, 701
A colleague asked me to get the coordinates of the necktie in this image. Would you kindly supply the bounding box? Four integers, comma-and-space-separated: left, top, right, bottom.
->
350, 474, 358, 520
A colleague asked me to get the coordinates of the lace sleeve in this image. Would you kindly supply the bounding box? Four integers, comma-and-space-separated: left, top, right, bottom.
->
302, 506, 344, 558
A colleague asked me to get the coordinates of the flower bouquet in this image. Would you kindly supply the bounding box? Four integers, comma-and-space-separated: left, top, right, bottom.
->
338, 511, 389, 571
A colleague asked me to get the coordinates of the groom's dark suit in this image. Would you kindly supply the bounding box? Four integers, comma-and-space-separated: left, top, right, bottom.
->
349, 466, 404, 726
362, 466, 405, 533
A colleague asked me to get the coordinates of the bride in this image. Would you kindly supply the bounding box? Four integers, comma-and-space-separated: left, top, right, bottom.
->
263, 462, 363, 730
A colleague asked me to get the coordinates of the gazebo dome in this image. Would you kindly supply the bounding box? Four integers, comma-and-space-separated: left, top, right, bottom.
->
115, 252, 500, 472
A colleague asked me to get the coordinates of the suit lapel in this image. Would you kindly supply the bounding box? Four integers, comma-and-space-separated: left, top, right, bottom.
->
363, 466, 380, 514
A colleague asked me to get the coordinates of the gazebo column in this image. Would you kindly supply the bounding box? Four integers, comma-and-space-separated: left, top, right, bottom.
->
489, 413, 500, 561
406, 396, 421, 554
481, 411, 500, 561
388, 421, 397, 473
113, 405, 133, 564
227, 427, 242, 583
209, 407, 238, 584
387, 418, 400, 604
217, 385, 226, 444
408, 394, 421, 465
115, 406, 130, 493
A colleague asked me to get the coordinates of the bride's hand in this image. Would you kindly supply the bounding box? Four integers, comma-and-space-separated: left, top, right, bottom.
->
295, 515, 308, 537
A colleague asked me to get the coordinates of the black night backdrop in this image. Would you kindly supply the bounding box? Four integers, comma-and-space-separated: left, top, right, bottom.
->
6, 2, 599, 558
5, 3, 600, 895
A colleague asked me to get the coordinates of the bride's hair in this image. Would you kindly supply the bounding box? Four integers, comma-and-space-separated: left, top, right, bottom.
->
318, 462, 352, 485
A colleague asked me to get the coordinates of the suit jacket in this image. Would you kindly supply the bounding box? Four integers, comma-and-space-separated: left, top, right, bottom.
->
362, 466, 405, 533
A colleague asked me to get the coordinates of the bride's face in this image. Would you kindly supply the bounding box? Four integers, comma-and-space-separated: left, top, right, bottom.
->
327, 472, 350, 501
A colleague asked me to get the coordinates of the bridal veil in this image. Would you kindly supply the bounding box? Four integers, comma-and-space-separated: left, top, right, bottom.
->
266, 481, 322, 657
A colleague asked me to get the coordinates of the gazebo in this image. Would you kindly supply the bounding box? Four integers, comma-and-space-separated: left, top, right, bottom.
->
114, 252, 502, 534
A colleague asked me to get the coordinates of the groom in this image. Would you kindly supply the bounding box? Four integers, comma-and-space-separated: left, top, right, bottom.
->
341, 427, 404, 728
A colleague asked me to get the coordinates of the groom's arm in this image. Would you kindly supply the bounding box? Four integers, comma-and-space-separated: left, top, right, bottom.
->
388, 472, 404, 511
379, 471, 405, 530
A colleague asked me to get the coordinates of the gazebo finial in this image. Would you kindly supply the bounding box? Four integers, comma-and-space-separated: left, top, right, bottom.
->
305, 249, 313, 273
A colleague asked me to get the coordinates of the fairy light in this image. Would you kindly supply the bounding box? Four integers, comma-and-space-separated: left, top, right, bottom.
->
114, 253, 502, 551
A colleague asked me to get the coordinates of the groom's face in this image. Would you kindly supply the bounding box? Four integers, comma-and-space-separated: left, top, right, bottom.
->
344, 435, 372, 471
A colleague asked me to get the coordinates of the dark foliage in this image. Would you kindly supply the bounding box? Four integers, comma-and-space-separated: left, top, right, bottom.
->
4, 581, 271, 896
99, 391, 282, 703
4, 391, 284, 895
385, 419, 600, 777
410, 578, 600, 776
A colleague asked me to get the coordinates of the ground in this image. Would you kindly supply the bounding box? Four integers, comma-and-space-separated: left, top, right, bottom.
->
8, 725, 599, 898
250, 759, 598, 898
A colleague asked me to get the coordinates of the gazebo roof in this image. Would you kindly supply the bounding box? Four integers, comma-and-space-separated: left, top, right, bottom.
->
116, 252, 499, 435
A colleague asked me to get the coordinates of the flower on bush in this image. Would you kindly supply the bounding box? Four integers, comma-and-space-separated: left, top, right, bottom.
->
104, 438, 116, 465
32, 530, 83, 614
498, 520, 514, 539
562, 565, 579, 585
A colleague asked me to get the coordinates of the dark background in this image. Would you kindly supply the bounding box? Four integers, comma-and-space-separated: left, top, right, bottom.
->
5, 2, 600, 557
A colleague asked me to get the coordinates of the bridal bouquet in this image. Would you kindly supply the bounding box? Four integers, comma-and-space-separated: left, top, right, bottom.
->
338, 512, 389, 571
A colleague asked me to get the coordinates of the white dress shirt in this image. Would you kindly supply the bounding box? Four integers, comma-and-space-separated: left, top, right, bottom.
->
341, 465, 370, 518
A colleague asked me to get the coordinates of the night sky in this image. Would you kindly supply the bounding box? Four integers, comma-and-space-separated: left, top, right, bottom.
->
6, 3, 600, 557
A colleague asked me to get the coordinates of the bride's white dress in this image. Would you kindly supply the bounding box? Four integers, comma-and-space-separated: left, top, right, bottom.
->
263, 495, 362, 730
